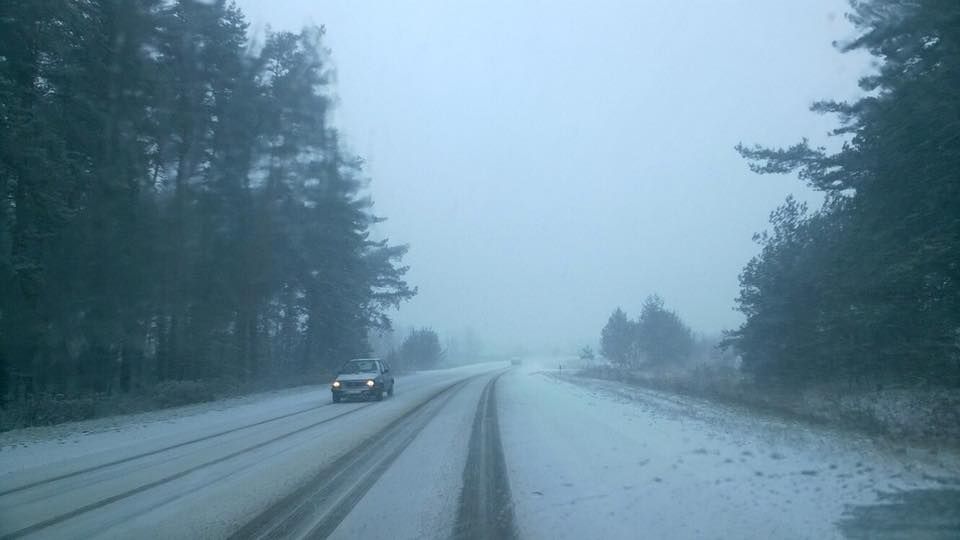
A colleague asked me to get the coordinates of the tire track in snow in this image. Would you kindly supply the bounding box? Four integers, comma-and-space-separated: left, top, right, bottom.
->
231, 373, 489, 539
0, 403, 374, 539
0, 400, 343, 498
454, 372, 517, 540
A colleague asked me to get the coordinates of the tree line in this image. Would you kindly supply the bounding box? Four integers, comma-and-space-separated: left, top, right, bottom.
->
390, 328, 445, 371
727, 0, 959, 389
0, 0, 415, 409
600, 295, 695, 369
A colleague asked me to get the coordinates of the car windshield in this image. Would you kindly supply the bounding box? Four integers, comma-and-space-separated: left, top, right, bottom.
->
340, 361, 377, 374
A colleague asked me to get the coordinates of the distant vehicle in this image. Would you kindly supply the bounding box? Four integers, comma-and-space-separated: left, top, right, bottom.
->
331, 358, 394, 403
510, 358, 522, 366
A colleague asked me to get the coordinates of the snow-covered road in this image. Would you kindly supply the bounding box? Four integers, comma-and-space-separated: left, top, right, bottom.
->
1, 360, 957, 539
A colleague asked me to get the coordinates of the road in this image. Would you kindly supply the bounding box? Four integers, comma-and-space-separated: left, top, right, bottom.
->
1, 360, 958, 539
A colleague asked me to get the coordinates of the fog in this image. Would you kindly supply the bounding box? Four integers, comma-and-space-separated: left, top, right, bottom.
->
236, 0, 870, 352
3, 2, 957, 534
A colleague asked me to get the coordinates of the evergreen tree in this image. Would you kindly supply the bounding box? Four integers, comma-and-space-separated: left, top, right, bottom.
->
636, 295, 694, 368
399, 328, 444, 370
600, 308, 637, 366
731, 0, 960, 387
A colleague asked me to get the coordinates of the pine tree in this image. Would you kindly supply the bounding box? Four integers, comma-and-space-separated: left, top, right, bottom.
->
732, 0, 960, 387
636, 295, 694, 368
601, 308, 636, 367
0, 1, 416, 421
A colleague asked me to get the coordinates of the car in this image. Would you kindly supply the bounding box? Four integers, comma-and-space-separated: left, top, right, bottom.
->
510, 357, 522, 366
331, 358, 394, 403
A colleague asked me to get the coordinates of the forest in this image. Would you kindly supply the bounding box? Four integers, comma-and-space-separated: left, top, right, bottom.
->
728, 0, 959, 390
0, 0, 414, 423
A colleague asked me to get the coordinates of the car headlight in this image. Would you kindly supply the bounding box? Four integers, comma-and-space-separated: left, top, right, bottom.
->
332, 381, 341, 388
366, 379, 375, 387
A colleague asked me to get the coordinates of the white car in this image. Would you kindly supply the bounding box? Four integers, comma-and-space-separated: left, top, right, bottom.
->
331, 358, 395, 402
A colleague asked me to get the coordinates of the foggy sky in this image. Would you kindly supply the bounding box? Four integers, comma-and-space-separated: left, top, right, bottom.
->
235, 0, 870, 352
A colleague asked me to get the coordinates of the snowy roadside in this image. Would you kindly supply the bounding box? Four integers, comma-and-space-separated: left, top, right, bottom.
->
558, 372, 960, 484
575, 366, 960, 450
502, 368, 960, 539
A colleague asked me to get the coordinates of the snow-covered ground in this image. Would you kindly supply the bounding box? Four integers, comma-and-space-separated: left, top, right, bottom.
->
0, 363, 502, 538
0, 364, 497, 478
2, 358, 957, 539
499, 360, 960, 539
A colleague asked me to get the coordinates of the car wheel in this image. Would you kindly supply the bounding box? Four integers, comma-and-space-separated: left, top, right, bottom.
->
375, 389, 384, 401
332, 394, 340, 404
388, 383, 394, 397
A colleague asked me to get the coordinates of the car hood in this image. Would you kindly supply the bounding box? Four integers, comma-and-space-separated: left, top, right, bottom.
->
336, 372, 378, 382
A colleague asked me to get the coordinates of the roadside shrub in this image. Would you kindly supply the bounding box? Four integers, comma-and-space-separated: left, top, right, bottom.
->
801, 385, 960, 442
0, 376, 321, 432
0, 394, 99, 430
152, 380, 223, 408
577, 365, 960, 446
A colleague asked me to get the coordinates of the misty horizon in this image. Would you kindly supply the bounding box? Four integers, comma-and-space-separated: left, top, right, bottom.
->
235, 0, 871, 351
